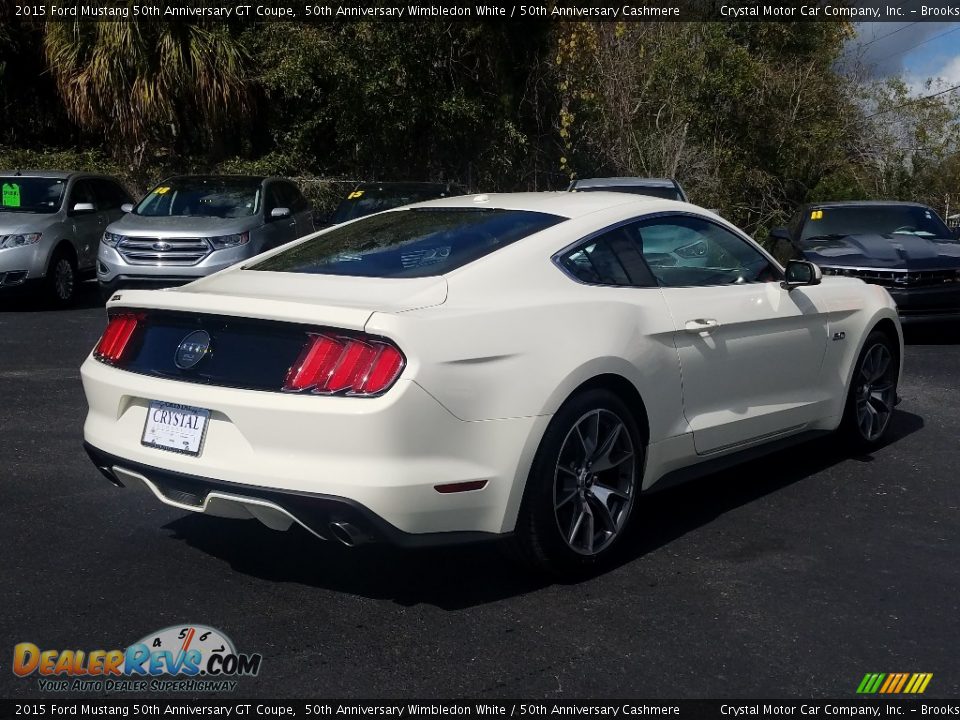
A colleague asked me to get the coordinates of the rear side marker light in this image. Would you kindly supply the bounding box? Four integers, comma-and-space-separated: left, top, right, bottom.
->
434, 480, 488, 494
93, 313, 143, 364
284, 333, 406, 396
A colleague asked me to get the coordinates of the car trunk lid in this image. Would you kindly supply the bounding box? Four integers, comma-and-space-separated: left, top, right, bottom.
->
109, 271, 448, 331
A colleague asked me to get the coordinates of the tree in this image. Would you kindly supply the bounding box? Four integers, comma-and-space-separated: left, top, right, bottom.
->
43, 20, 250, 170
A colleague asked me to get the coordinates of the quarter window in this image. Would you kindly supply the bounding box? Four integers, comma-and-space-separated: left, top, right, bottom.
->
558, 226, 656, 287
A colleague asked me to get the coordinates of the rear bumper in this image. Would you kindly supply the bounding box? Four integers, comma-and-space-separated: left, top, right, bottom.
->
84, 443, 499, 548
80, 356, 546, 536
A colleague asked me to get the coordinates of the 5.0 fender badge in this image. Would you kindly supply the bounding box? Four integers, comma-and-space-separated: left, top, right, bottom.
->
175, 330, 212, 369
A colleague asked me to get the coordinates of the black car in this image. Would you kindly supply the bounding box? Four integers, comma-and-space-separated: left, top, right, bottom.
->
324, 182, 467, 227
770, 201, 960, 323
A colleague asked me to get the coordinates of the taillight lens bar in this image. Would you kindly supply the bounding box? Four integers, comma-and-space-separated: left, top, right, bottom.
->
93, 313, 143, 364
284, 333, 405, 396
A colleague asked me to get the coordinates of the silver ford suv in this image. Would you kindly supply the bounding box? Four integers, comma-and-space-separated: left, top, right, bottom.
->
0, 170, 132, 305
97, 175, 314, 297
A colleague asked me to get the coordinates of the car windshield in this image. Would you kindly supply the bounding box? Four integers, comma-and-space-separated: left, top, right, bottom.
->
331, 187, 457, 224
576, 185, 682, 201
251, 208, 565, 278
0, 177, 66, 214
134, 178, 261, 218
800, 205, 953, 241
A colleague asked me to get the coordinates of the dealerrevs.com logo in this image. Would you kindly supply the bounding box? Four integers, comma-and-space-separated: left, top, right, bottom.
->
13, 625, 262, 693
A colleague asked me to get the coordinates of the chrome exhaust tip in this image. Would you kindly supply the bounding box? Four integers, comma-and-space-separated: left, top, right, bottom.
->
329, 521, 371, 547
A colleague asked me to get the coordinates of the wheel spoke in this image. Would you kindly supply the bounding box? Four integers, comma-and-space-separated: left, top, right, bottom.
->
868, 394, 890, 415
591, 422, 628, 472
591, 481, 631, 504
871, 349, 890, 382
567, 508, 585, 546
555, 488, 578, 510
587, 491, 619, 533
582, 503, 595, 554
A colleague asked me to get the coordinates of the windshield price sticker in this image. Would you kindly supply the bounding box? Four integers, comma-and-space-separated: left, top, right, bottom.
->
2, 182, 21, 207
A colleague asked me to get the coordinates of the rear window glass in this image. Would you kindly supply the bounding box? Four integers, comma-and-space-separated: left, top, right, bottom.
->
250, 208, 565, 278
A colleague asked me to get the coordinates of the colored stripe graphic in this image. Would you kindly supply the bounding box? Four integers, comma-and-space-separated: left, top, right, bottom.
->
857, 673, 932, 694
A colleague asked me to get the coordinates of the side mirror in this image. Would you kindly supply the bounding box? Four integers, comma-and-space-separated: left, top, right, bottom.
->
71, 202, 96, 214
769, 226, 791, 243
120, 203, 134, 213
270, 207, 291, 220
782, 260, 822, 290
952, 226, 960, 240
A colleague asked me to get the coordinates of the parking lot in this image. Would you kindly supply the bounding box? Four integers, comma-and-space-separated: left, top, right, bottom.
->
1, 283, 958, 699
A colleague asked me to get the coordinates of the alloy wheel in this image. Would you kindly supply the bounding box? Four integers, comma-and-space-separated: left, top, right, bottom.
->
553, 409, 637, 556
854, 342, 896, 443
54, 258, 75, 302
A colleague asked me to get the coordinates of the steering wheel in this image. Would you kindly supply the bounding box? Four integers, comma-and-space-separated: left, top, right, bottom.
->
892, 225, 918, 234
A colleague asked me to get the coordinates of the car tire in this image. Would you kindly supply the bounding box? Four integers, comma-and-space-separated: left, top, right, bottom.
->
45, 248, 77, 307
839, 329, 899, 450
510, 388, 644, 578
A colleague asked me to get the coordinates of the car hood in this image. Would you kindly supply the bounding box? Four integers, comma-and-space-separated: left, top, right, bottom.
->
109, 270, 448, 331
801, 233, 960, 270
108, 214, 259, 237
0, 212, 57, 235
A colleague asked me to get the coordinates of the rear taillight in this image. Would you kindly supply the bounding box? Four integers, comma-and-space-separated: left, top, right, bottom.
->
93, 313, 143, 364
284, 333, 405, 396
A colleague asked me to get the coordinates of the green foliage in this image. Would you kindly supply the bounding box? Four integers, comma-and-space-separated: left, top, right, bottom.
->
1, 19, 958, 227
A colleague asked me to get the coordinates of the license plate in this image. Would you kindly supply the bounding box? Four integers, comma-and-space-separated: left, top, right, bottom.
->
141, 401, 210, 456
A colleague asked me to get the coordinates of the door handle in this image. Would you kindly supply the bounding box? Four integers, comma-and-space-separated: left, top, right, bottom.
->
685, 318, 720, 333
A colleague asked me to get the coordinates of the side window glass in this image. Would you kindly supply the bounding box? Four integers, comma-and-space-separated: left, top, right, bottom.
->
70, 180, 96, 209
635, 216, 779, 287
264, 184, 281, 213
559, 227, 655, 287
92, 179, 129, 210
287, 184, 308, 212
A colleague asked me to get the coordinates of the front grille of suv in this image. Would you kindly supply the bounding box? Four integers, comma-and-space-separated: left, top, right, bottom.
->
117, 237, 211, 266
821, 266, 960, 288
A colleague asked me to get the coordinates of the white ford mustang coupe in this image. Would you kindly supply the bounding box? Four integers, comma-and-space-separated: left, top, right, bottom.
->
81, 192, 903, 575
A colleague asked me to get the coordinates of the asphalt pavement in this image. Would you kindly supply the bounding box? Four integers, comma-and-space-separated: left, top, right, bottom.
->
1, 283, 958, 699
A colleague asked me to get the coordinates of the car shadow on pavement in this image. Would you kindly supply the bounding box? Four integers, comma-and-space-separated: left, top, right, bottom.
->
0, 280, 103, 312
902, 320, 960, 345
162, 409, 924, 610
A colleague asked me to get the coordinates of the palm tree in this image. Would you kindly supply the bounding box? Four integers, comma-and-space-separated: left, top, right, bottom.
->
44, 19, 249, 166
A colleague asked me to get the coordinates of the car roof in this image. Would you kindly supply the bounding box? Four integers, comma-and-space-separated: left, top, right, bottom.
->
166, 175, 267, 183
802, 200, 931, 209
0, 170, 80, 179
572, 177, 678, 189
400, 191, 691, 219
354, 181, 460, 191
